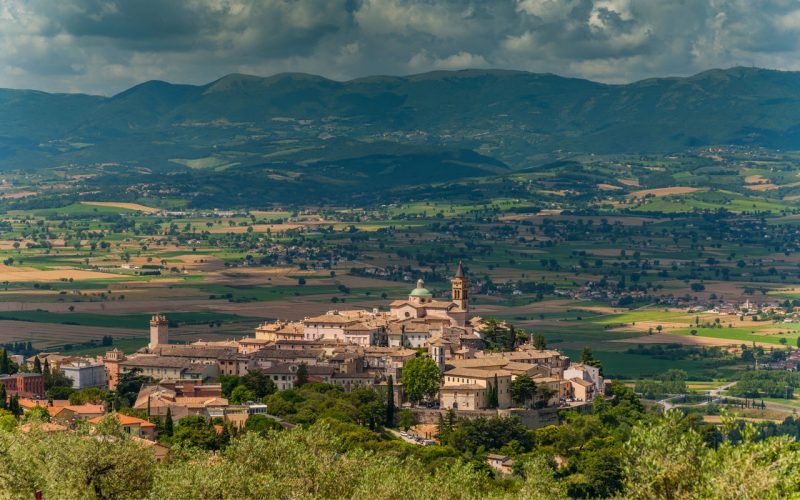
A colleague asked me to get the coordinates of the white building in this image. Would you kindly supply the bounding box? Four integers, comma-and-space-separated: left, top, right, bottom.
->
62, 360, 107, 389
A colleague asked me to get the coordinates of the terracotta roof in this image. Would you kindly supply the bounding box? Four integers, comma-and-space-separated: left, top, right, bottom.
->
49, 404, 105, 416
88, 413, 156, 427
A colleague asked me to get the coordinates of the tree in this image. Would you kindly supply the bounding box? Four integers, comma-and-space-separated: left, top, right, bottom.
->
244, 414, 283, 436
533, 334, 547, 351
0, 383, 6, 410
386, 375, 395, 426
33, 356, 42, 374
484, 380, 497, 409
163, 408, 174, 437
0, 349, 8, 374
241, 370, 277, 398
398, 409, 417, 431
9, 394, 21, 417
511, 374, 537, 407
46, 386, 75, 401
580, 347, 603, 374
296, 363, 309, 387
401, 356, 441, 404
230, 385, 257, 404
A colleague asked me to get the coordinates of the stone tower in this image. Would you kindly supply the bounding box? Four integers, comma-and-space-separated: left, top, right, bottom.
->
451, 261, 469, 311
149, 314, 169, 349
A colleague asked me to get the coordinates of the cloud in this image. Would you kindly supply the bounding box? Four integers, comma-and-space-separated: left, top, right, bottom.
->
1, 0, 800, 94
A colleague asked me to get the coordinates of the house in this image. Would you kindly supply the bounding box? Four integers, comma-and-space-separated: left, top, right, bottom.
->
563, 364, 604, 400
570, 378, 594, 402
49, 404, 106, 426
486, 454, 515, 475
131, 436, 170, 463
88, 413, 156, 440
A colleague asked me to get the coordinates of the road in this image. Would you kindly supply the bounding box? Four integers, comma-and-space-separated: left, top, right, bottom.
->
656, 382, 799, 416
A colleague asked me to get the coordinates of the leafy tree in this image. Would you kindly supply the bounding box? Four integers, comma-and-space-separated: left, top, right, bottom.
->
69, 387, 109, 406
511, 374, 537, 407
170, 416, 220, 450
241, 370, 277, 398
401, 356, 441, 404
47, 385, 76, 401
244, 414, 283, 436
23, 406, 50, 423
0, 416, 155, 498
398, 409, 417, 431
230, 385, 257, 405
44, 370, 73, 391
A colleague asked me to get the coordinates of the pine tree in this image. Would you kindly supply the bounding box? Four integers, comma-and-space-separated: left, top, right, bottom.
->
386, 375, 395, 427
164, 407, 174, 437
33, 357, 42, 374
0, 383, 6, 410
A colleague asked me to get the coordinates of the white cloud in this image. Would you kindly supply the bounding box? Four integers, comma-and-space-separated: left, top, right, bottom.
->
0, 0, 799, 94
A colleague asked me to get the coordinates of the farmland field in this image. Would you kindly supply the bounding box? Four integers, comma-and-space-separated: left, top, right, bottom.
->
0, 145, 798, 379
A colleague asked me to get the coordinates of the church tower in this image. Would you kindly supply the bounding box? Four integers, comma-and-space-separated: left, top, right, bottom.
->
149, 314, 169, 349
451, 261, 469, 311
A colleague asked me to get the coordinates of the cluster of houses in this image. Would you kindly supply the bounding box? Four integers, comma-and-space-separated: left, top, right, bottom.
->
1, 263, 606, 449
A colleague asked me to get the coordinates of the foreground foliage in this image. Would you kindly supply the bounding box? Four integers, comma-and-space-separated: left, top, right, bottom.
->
1, 408, 799, 499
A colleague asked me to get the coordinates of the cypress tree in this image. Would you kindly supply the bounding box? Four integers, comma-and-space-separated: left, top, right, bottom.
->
0, 383, 6, 410
33, 357, 42, 374
9, 395, 21, 417
164, 407, 174, 437
43, 358, 50, 375
0, 349, 8, 374
386, 375, 395, 427
492, 374, 500, 408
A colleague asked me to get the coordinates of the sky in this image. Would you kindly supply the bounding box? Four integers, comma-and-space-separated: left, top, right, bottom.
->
2, 0, 800, 95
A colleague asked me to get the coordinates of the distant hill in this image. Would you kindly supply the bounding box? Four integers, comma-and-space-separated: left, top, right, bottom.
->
2, 67, 800, 171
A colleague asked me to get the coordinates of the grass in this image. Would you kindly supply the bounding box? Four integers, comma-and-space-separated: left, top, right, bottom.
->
560, 348, 740, 380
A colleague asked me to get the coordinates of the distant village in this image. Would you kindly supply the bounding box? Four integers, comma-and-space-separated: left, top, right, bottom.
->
0, 262, 604, 463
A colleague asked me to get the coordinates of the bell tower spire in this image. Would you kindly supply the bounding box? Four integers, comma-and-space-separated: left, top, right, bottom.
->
451, 261, 468, 311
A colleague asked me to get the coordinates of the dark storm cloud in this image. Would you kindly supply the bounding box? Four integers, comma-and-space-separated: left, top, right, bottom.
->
1, 0, 800, 94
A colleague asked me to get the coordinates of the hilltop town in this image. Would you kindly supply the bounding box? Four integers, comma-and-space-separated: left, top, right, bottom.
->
0, 262, 604, 464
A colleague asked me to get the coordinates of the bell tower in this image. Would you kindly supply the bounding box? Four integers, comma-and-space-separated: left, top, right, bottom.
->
451, 261, 468, 311
149, 314, 169, 349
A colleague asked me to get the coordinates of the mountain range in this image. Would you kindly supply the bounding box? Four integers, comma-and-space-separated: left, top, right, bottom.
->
1, 66, 800, 172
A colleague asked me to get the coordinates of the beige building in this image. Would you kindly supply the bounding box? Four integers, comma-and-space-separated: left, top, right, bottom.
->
441, 368, 512, 410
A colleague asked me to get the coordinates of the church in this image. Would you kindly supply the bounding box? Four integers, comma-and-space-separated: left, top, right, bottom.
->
254, 261, 474, 348
389, 261, 469, 327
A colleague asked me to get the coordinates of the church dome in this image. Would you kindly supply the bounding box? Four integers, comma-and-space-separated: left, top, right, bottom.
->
410, 278, 432, 297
